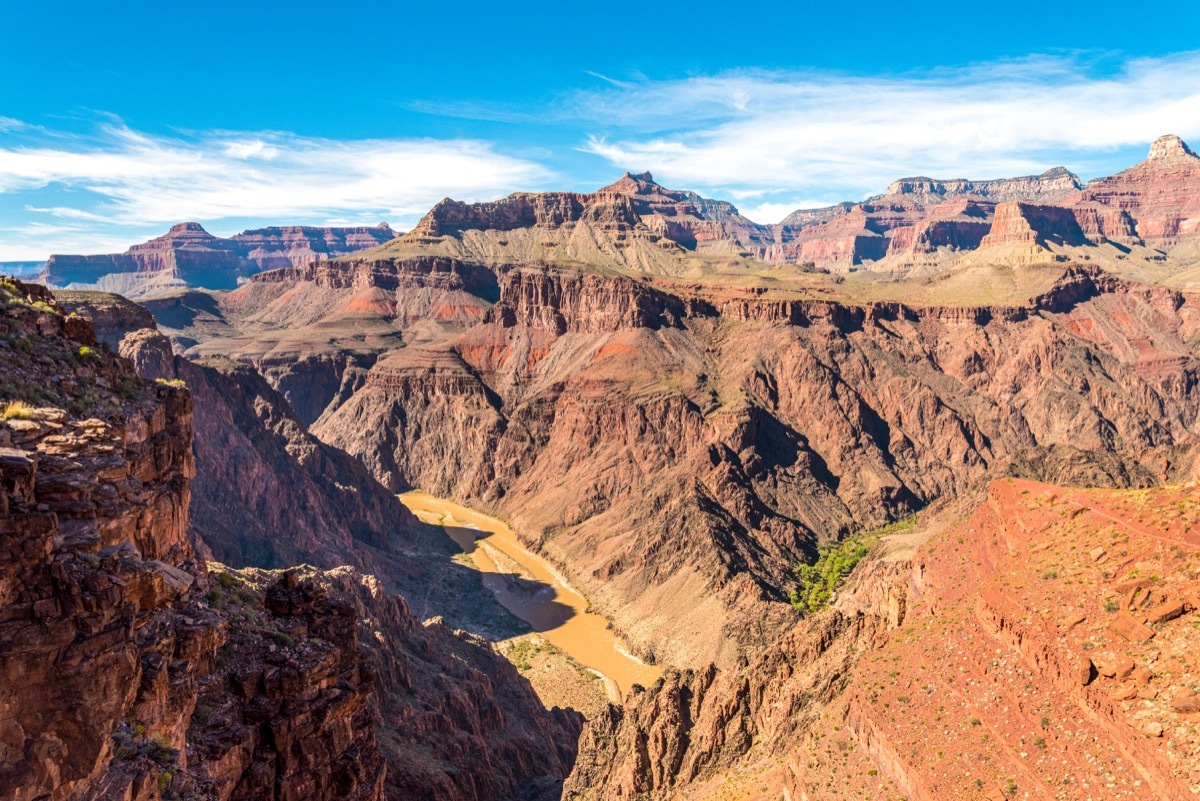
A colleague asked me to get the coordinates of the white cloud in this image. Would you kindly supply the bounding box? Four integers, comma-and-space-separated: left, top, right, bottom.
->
737, 201, 813, 225
575, 51, 1200, 204
0, 121, 551, 255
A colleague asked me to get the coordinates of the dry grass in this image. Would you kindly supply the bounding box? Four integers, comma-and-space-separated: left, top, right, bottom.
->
1, 399, 34, 420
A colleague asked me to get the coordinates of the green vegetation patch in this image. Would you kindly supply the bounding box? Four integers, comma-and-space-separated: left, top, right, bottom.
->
790, 517, 916, 615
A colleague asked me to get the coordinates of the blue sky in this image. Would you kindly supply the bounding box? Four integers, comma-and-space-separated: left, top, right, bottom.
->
2, 0, 1200, 259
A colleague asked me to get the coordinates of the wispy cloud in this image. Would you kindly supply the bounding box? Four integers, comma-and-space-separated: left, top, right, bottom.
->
574, 51, 1200, 219
0, 120, 551, 258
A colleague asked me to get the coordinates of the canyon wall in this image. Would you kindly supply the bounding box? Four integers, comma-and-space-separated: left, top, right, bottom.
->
41, 223, 396, 298
276, 261, 1200, 670
0, 279, 386, 801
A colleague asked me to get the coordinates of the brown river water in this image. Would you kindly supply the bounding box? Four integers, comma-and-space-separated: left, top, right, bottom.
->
399, 491, 661, 700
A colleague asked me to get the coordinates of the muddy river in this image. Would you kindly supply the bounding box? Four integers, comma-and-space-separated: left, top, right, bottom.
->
400, 491, 661, 700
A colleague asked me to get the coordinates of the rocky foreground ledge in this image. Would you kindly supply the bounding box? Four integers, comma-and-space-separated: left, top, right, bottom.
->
0, 279, 580, 801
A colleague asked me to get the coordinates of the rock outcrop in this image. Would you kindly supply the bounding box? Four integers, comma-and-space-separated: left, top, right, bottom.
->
0, 279, 386, 801
1066, 134, 1200, 250
979, 201, 1092, 249
372, 137, 1197, 272
568, 478, 1200, 799
255, 260, 1200, 670
882, 166, 1082, 204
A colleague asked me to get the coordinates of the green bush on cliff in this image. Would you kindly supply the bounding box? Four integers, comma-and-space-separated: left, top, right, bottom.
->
789, 517, 916, 615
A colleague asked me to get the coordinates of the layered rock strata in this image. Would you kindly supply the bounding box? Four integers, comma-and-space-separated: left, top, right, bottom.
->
41, 223, 396, 298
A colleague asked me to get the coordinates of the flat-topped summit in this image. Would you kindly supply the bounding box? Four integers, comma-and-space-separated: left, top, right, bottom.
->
168, 221, 210, 234
41, 222, 397, 296
885, 167, 1082, 203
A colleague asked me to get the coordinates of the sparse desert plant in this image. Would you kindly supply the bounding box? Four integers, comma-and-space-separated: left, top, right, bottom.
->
155, 377, 186, 388
1, 399, 34, 420
75, 345, 100, 363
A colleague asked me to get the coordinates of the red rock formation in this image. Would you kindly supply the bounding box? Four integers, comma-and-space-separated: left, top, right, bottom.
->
1, 281, 581, 801
1065, 135, 1200, 250
409, 192, 642, 238
598, 171, 772, 251
301, 262, 1200, 669
0, 281, 387, 801
980, 201, 1092, 248
767, 167, 1081, 267
882, 166, 1082, 204
484, 267, 691, 334
230, 224, 396, 271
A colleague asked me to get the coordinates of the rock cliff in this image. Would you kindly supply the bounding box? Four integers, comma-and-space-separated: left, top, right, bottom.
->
979, 201, 1092, 249
882, 166, 1082, 204
366, 137, 1196, 274
1, 279, 582, 801
1066, 135, 1200, 250
0, 279, 386, 801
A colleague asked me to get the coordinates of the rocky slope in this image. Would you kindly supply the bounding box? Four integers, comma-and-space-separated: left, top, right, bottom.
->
0, 279, 581, 801
0, 279, 386, 801
58, 289, 527, 636
41, 223, 396, 299
567, 478, 1200, 800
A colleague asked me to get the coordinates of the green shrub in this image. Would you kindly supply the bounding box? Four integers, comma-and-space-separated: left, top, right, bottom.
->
75, 345, 100, 364
115, 375, 141, 400
271, 631, 296, 649
789, 517, 915, 614
155, 377, 186, 389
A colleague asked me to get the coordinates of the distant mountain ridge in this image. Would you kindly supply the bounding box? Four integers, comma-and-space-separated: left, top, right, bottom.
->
40, 221, 396, 298
34, 134, 1200, 295
377, 134, 1199, 276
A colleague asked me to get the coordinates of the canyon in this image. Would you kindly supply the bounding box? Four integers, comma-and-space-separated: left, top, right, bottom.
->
4, 134, 1200, 800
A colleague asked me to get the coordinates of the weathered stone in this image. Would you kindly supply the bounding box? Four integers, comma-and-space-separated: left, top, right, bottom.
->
1172, 689, 1200, 714
1110, 613, 1157, 643
1146, 600, 1187, 625
1079, 655, 1096, 686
